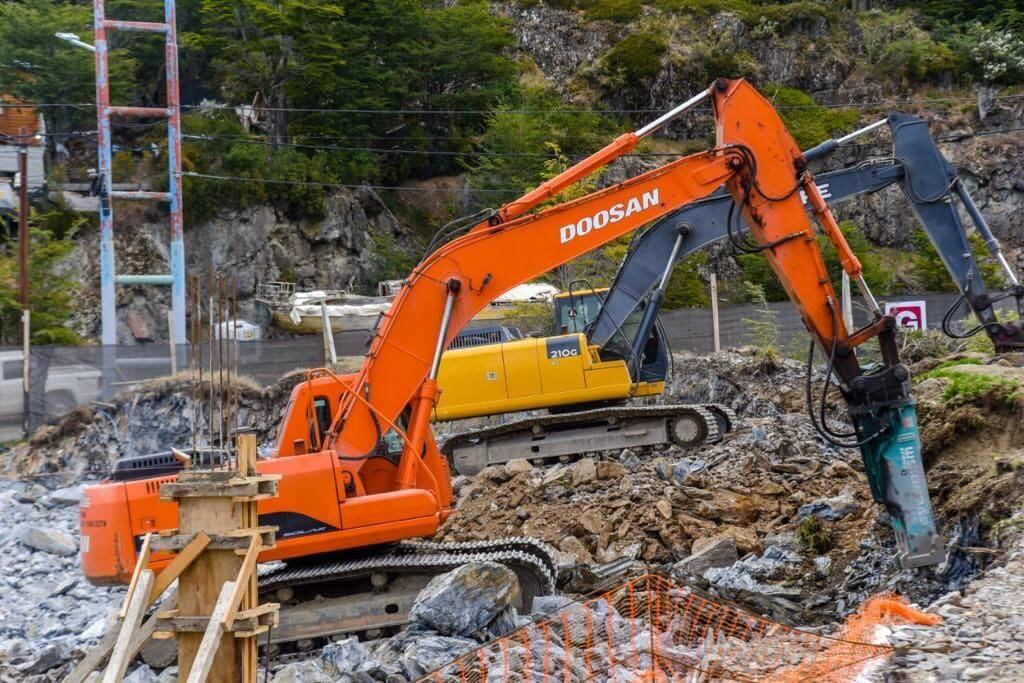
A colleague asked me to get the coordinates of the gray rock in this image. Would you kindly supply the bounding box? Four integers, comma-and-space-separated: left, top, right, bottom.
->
46, 484, 83, 507
530, 594, 573, 618
156, 667, 178, 683
397, 634, 478, 679
21, 643, 67, 674
271, 660, 333, 683
19, 524, 77, 556
321, 637, 368, 675
672, 536, 738, 577
123, 664, 159, 683
408, 562, 520, 638
796, 492, 861, 522
141, 635, 177, 668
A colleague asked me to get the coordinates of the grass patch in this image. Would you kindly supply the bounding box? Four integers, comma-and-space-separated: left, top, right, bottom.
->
602, 32, 667, 81
796, 516, 834, 554
919, 366, 1021, 405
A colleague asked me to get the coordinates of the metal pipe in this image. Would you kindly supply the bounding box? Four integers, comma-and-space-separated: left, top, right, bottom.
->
954, 180, 1019, 286
635, 90, 711, 139
657, 231, 685, 291
115, 274, 174, 285
837, 118, 888, 145
165, 0, 187, 346
17, 130, 28, 311
94, 0, 116, 347
857, 274, 883, 316
429, 282, 460, 379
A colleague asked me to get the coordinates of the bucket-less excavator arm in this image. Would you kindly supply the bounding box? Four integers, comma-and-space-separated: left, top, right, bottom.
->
591, 113, 1023, 365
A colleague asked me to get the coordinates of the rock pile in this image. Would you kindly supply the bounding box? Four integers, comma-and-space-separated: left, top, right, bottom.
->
0, 478, 124, 681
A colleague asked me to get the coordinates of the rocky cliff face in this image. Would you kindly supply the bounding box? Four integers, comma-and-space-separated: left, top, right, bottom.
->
66, 186, 418, 344
497, 2, 1024, 261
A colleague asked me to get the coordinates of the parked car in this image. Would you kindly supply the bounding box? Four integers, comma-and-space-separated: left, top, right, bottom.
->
0, 350, 102, 426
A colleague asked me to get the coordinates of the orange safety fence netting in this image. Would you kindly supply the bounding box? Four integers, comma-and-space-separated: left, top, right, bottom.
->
423, 572, 939, 682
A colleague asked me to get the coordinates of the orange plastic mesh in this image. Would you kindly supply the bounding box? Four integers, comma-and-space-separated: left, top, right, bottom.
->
424, 573, 939, 682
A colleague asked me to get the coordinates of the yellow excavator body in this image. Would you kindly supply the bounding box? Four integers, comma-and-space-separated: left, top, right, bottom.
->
433, 331, 663, 421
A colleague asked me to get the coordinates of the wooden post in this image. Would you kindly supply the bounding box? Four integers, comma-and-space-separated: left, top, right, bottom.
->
158, 432, 278, 682
320, 299, 337, 365
710, 272, 720, 353
168, 309, 177, 375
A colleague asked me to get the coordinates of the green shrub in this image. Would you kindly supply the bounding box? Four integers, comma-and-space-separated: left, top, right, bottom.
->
602, 32, 667, 82
909, 230, 1005, 293
584, 0, 643, 22
768, 85, 859, 149
797, 516, 834, 554
655, 0, 836, 30
741, 281, 780, 361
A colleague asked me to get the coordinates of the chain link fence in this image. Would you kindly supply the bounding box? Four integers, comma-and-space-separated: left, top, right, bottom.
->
2, 292, 969, 440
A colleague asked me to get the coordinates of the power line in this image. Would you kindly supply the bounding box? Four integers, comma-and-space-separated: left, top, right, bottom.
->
179, 170, 522, 194
6, 92, 1024, 115
181, 133, 685, 158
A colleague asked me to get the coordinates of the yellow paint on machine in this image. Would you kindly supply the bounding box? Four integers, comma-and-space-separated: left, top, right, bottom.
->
432, 333, 662, 421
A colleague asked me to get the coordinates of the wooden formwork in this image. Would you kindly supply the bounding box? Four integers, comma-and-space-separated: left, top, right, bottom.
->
65, 434, 279, 683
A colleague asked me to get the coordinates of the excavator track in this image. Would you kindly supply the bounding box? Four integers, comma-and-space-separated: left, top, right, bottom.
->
700, 404, 739, 440
442, 404, 732, 475
259, 537, 558, 647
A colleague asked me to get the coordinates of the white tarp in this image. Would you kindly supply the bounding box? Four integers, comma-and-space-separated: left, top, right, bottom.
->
492, 282, 559, 305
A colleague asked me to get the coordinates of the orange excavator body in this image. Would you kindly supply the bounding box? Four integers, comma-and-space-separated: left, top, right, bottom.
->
81, 79, 878, 584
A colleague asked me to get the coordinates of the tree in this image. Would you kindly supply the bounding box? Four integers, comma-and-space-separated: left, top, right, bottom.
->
0, 211, 83, 345
186, 0, 347, 146
0, 0, 138, 136
909, 229, 1006, 292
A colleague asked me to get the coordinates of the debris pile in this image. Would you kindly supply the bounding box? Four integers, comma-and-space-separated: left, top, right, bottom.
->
1, 350, 1021, 681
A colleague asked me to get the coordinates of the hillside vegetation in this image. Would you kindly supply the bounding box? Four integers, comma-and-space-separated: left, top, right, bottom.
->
1, 0, 1022, 338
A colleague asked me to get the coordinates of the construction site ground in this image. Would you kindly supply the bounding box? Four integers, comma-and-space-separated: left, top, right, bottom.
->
1, 349, 1022, 681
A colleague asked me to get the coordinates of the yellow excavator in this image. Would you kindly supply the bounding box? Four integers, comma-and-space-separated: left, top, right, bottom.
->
433, 113, 1024, 477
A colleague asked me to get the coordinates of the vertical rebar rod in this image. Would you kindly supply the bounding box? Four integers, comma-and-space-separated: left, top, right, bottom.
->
224, 276, 232, 461
196, 276, 203, 451
190, 275, 197, 455
233, 279, 239, 446
217, 274, 225, 452
208, 270, 214, 452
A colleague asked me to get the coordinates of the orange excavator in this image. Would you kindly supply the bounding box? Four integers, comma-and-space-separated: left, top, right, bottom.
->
80, 79, 941, 644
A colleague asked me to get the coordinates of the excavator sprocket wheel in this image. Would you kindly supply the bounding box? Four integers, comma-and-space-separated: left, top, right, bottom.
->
668, 407, 718, 447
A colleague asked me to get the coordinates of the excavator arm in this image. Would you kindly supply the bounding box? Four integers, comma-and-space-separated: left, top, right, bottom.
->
712, 80, 941, 568
593, 113, 1023, 361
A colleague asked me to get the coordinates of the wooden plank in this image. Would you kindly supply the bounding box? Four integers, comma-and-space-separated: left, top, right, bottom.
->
152, 529, 271, 553
63, 591, 178, 683
223, 536, 261, 629
147, 531, 210, 606
120, 533, 152, 619
238, 433, 257, 477
103, 570, 155, 683
184, 582, 235, 683
63, 626, 119, 683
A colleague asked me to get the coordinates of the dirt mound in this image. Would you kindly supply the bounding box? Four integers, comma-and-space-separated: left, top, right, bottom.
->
438, 350, 1024, 624
4, 371, 310, 478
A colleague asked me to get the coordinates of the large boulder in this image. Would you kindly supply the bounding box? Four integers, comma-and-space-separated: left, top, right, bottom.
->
672, 536, 739, 577
408, 562, 521, 638
18, 525, 77, 556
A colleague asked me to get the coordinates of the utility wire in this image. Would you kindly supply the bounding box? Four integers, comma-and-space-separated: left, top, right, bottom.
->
180, 133, 690, 158
179, 170, 522, 194
5, 92, 1024, 114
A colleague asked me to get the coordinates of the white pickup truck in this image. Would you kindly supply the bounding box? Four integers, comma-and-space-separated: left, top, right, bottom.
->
0, 350, 102, 429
